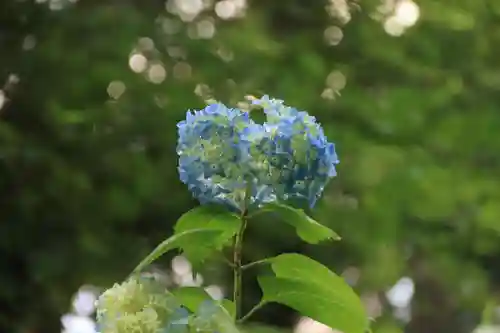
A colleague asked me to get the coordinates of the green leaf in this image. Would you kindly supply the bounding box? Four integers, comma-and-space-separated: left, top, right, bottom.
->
172, 287, 210, 312
175, 205, 241, 249
257, 253, 368, 333
172, 287, 239, 333
132, 206, 242, 274
172, 287, 236, 319
256, 203, 340, 243
131, 229, 227, 274
221, 299, 236, 320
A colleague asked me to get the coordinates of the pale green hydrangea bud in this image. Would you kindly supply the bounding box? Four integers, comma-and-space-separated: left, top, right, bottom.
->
96, 277, 177, 333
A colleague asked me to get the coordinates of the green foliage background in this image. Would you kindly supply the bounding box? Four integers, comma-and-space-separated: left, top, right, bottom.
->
1, 0, 500, 332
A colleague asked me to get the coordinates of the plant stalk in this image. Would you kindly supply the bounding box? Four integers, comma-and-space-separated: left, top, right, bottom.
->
233, 210, 248, 320
238, 302, 265, 324
241, 258, 270, 271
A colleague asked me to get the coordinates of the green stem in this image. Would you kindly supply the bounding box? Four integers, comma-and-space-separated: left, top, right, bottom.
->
233, 210, 248, 320
237, 301, 266, 324
223, 256, 236, 268
241, 258, 271, 271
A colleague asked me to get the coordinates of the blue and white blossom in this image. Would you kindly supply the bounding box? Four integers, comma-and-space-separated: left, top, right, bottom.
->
177, 96, 339, 211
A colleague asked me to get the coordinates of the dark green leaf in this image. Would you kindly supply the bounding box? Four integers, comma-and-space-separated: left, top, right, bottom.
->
256, 203, 340, 243
131, 229, 227, 274
257, 253, 368, 333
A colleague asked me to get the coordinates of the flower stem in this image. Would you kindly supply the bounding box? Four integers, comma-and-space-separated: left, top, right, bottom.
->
233, 210, 248, 320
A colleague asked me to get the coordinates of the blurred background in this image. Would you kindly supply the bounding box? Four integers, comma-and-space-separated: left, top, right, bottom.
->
1, 0, 500, 332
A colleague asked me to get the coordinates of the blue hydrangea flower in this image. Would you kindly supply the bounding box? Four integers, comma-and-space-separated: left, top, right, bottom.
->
177, 97, 339, 211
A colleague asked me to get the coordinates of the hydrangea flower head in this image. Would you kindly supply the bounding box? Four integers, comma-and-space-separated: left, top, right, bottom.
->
177, 97, 339, 211
96, 277, 182, 333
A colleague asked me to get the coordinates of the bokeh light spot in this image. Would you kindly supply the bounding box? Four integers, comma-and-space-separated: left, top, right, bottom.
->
215, 0, 237, 19
147, 64, 167, 84
107, 81, 126, 99
0, 90, 5, 110
161, 17, 183, 35
384, 16, 406, 36
326, 70, 346, 90
323, 26, 343, 46
172, 255, 192, 276
138, 37, 155, 51
174, 0, 204, 15
129, 53, 148, 73
394, 0, 420, 27
22, 35, 36, 50
196, 19, 216, 39
173, 62, 192, 79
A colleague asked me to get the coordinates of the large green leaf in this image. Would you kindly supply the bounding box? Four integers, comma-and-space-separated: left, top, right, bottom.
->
256, 203, 340, 243
257, 253, 368, 333
132, 206, 241, 274
131, 228, 227, 274
174, 205, 241, 249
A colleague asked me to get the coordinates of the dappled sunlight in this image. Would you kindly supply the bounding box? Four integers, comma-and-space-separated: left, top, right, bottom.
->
374, 0, 420, 36
165, 0, 247, 22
